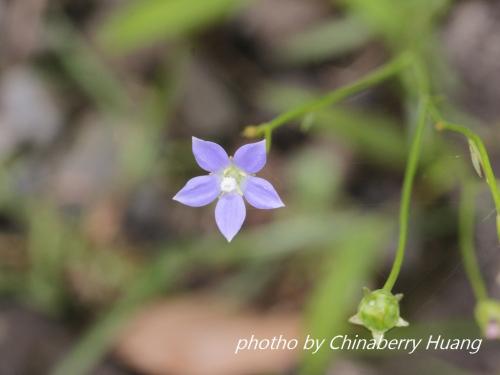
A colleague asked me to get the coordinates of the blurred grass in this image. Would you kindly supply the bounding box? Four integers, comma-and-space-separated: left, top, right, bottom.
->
338, 0, 451, 50
27, 203, 68, 312
0, 0, 495, 374
98, 0, 248, 54
276, 16, 373, 64
287, 148, 343, 211
52, 211, 393, 375
47, 17, 129, 111
300, 221, 390, 374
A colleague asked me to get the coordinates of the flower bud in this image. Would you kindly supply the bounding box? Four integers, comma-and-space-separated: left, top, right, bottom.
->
475, 299, 500, 340
349, 288, 408, 341
242, 126, 259, 139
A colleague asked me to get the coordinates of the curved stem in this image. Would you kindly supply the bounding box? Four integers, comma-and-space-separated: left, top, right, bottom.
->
433, 116, 500, 243
459, 182, 488, 301
435, 122, 500, 212
383, 97, 428, 291
248, 51, 427, 292
244, 52, 413, 138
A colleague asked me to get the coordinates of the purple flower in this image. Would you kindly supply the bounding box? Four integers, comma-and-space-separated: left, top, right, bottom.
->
173, 137, 284, 241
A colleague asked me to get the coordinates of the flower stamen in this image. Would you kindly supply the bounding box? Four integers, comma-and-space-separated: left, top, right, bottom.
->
220, 176, 238, 193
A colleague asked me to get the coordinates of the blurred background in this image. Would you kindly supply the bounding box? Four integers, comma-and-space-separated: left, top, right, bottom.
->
0, 0, 499, 374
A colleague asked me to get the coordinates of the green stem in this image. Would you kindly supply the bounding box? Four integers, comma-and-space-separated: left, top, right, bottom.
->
247, 51, 427, 292
264, 127, 272, 153
246, 52, 412, 137
435, 121, 500, 215
383, 97, 428, 291
459, 183, 488, 301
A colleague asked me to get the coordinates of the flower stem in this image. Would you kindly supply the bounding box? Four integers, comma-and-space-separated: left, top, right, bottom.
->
245, 52, 412, 137
432, 103, 500, 243
459, 182, 488, 301
248, 51, 428, 292
434, 121, 500, 216
383, 97, 428, 291
264, 127, 272, 153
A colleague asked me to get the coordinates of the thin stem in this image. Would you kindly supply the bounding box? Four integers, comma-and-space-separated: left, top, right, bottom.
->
383, 97, 428, 291
459, 182, 488, 301
248, 51, 427, 291
245, 52, 413, 137
264, 127, 272, 153
435, 121, 500, 214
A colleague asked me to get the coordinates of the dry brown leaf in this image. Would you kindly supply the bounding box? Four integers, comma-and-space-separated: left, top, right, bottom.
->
116, 295, 301, 375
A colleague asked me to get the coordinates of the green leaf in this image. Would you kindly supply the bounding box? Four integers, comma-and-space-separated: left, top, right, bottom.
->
99, 0, 245, 53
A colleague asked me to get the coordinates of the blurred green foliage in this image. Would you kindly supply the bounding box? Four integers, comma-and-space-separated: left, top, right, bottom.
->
339, 0, 451, 49
99, 0, 247, 53
301, 220, 390, 374
277, 16, 373, 64
0, 0, 496, 374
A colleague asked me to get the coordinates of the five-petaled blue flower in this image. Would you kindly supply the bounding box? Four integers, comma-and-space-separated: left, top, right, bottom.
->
173, 137, 285, 241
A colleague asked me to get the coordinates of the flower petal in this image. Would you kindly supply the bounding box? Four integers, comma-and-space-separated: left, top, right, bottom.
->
192, 137, 230, 172
243, 176, 284, 209
173, 175, 220, 207
233, 140, 266, 173
215, 193, 246, 242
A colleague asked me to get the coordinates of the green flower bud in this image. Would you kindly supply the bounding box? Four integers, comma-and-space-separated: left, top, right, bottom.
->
349, 288, 408, 341
475, 299, 500, 340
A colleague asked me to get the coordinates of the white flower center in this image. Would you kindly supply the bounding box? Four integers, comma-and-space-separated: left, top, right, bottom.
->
220, 177, 238, 193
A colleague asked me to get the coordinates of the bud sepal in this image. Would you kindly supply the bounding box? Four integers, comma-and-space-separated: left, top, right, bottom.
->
349, 288, 408, 341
